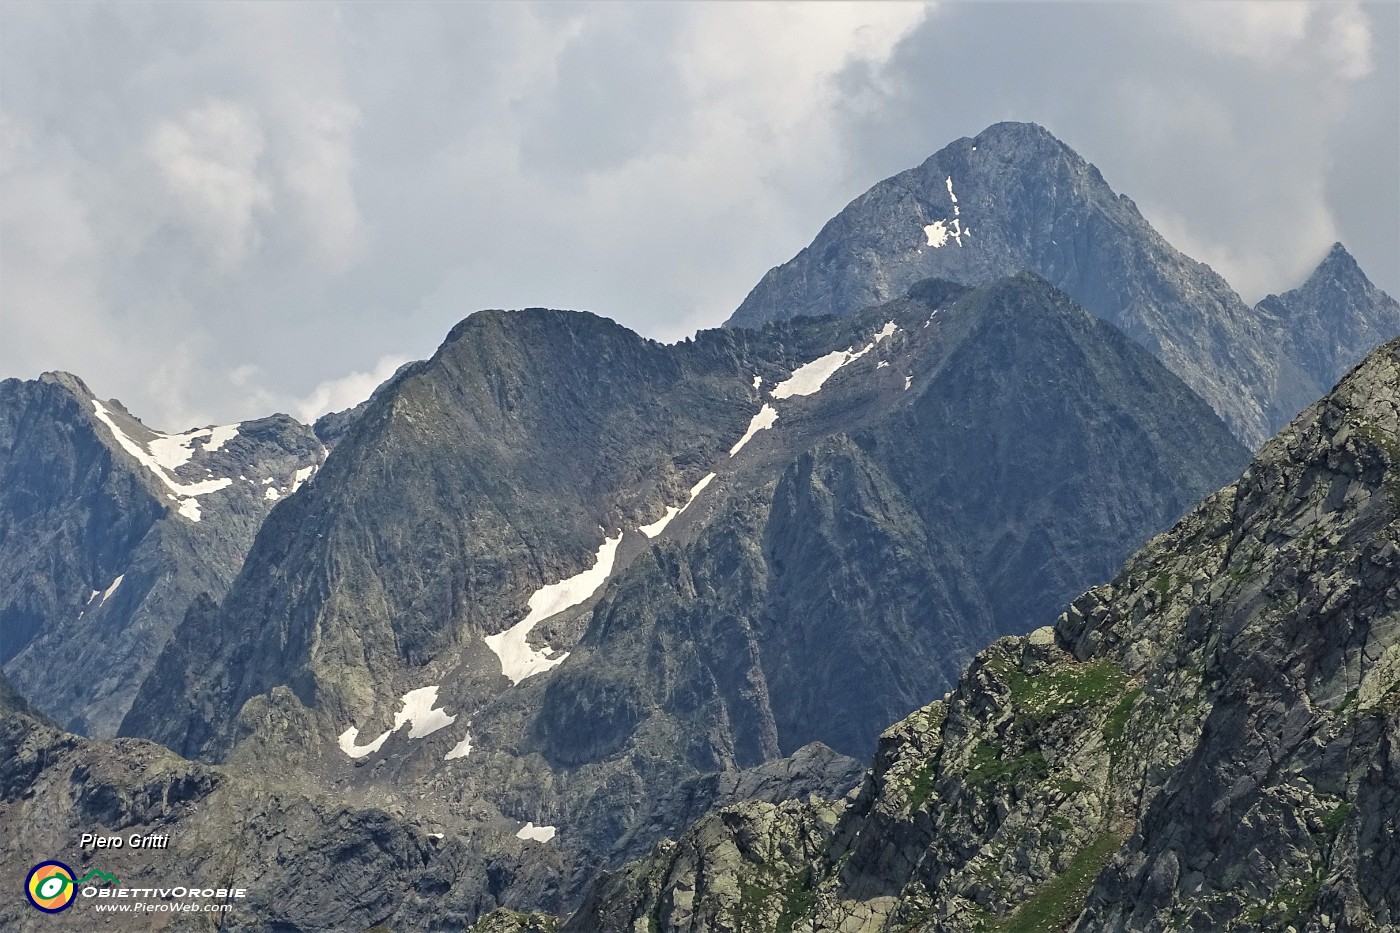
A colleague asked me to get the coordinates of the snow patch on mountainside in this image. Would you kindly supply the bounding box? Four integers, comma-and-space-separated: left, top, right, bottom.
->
639, 506, 682, 538
773, 349, 859, 398
923, 178, 970, 248
772, 323, 899, 399
730, 404, 779, 456
445, 731, 474, 761
337, 727, 391, 759
485, 533, 622, 684
337, 685, 457, 759
516, 823, 557, 843
90, 400, 234, 521
395, 686, 456, 738
204, 424, 239, 452
99, 575, 123, 605
640, 472, 719, 538
289, 465, 316, 494
147, 429, 212, 470
689, 472, 716, 498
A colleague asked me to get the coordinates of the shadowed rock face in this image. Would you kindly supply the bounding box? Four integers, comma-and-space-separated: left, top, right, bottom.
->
727, 122, 1398, 450
0, 373, 324, 737
565, 336, 1400, 933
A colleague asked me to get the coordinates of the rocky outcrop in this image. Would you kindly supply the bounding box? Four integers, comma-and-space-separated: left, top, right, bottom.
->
567, 336, 1400, 931
0, 702, 584, 932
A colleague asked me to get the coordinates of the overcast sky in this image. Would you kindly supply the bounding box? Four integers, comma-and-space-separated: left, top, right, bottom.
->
2, 1, 1396, 429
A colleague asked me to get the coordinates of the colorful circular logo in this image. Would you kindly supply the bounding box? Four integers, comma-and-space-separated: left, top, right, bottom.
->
25, 861, 76, 913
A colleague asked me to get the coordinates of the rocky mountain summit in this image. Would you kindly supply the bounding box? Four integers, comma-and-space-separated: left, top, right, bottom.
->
727, 122, 1398, 449
566, 335, 1400, 932
0, 372, 325, 736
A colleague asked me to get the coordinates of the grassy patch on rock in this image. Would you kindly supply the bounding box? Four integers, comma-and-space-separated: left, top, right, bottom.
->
998, 827, 1125, 933
1004, 660, 1128, 726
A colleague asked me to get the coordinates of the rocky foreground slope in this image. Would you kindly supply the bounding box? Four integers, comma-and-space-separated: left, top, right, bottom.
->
563, 336, 1400, 931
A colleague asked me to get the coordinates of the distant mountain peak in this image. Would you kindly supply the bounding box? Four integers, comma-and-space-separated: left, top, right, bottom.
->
1309, 240, 1367, 283
37, 370, 94, 398
725, 120, 1321, 447
1255, 241, 1399, 393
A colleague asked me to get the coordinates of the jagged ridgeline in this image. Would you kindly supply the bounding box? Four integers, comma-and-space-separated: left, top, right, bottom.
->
3, 117, 1397, 933
566, 337, 1400, 932
728, 122, 1400, 449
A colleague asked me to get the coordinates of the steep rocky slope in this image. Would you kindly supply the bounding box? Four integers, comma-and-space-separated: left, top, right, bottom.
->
727, 122, 1397, 449
567, 336, 1400, 932
0, 373, 324, 736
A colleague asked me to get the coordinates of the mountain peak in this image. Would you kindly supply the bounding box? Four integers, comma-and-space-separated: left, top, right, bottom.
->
1309, 241, 1367, 285
970, 120, 1075, 154
1255, 241, 1399, 393
37, 370, 94, 399
725, 122, 1306, 446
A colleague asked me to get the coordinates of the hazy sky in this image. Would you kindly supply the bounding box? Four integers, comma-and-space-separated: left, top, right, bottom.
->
2, 1, 1396, 429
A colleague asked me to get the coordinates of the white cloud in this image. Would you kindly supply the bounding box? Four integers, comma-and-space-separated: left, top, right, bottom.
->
210, 3, 366, 271
146, 100, 272, 271
277, 95, 364, 270
1320, 3, 1375, 81
292, 354, 408, 423
1175, 1, 1373, 81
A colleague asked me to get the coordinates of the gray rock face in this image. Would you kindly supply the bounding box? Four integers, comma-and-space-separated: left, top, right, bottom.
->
567, 336, 1400, 932
106, 278, 1246, 926
726, 122, 1394, 449
1256, 242, 1400, 395
0, 373, 324, 737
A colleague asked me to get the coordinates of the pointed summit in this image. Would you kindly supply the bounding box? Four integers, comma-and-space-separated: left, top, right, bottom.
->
725, 122, 1325, 448
1256, 242, 1400, 392
1303, 241, 1370, 288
